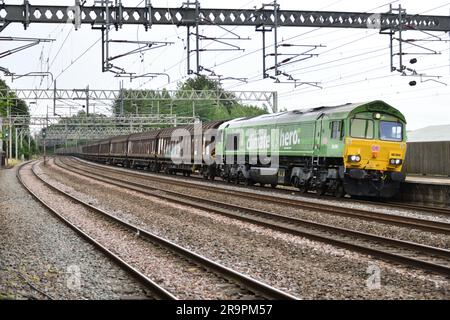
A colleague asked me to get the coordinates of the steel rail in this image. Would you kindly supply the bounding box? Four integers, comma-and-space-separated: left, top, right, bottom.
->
379, 201, 450, 216
16, 161, 177, 300
68, 157, 450, 235
26, 160, 298, 300
56, 158, 450, 277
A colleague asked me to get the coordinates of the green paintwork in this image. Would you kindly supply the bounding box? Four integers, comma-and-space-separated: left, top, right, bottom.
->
216, 100, 407, 159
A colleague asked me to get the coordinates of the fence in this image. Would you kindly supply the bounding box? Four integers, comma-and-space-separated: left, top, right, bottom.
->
404, 141, 450, 176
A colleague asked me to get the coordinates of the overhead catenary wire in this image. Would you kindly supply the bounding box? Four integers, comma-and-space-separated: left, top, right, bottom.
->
277, 61, 450, 101
134, 0, 260, 90
222, 31, 382, 91
49, 35, 103, 88
276, 33, 450, 97
283, 31, 448, 79
225, 25, 448, 91
164, 0, 406, 91
15, 0, 448, 118
222, 0, 447, 91
48, 28, 73, 71
286, 70, 450, 107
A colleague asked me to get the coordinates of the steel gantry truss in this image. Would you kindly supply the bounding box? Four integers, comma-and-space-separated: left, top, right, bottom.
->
0, 87, 277, 142
0, 1, 449, 82
0, 2, 448, 31
6, 114, 196, 140
0, 88, 275, 104
0, 87, 278, 113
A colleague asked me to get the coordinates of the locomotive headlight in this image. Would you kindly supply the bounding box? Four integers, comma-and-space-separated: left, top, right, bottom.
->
390, 159, 402, 165
348, 155, 361, 162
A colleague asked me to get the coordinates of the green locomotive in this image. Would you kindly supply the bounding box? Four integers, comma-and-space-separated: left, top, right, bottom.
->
216, 100, 407, 198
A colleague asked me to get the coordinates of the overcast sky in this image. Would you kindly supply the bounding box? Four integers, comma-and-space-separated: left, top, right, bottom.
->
1, 0, 450, 130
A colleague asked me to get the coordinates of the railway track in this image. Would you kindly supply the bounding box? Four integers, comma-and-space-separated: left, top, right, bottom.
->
72, 157, 450, 217
18, 160, 297, 300
55, 157, 450, 277
379, 201, 450, 216
276, 185, 450, 216
17, 161, 176, 300
66, 156, 450, 235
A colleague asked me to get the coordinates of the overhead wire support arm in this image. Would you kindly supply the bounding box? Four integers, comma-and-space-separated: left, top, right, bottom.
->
0, 66, 9, 74
186, 1, 250, 77
114, 72, 170, 84
268, 44, 326, 69
106, 40, 173, 62
256, 1, 323, 87
5, 71, 54, 83
94, 0, 172, 79
201, 18, 251, 40
0, 36, 54, 59
381, 4, 446, 83
194, 34, 246, 51
0, 22, 10, 33
218, 76, 248, 84
392, 37, 441, 55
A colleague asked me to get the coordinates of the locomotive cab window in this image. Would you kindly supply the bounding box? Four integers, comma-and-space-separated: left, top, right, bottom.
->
380, 121, 403, 141
330, 121, 343, 140
350, 118, 374, 139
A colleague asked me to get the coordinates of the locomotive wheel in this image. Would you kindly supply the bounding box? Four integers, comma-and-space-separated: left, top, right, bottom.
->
298, 184, 308, 193
235, 172, 243, 185
291, 177, 299, 189
270, 183, 277, 189
317, 184, 327, 196
245, 178, 254, 186
334, 183, 345, 198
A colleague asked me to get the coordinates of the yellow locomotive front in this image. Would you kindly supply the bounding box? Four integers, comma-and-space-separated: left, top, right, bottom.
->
343, 110, 407, 198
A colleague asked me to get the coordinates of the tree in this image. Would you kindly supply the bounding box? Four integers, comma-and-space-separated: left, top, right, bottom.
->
0, 78, 34, 159
112, 75, 268, 122
177, 75, 221, 91
0, 79, 30, 117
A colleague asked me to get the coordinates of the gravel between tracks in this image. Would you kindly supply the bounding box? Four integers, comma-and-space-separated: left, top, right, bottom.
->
63, 158, 449, 249
27, 162, 261, 300
0, 165, 151, 300
44, 159, 450, 299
